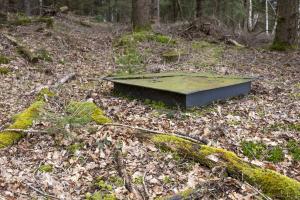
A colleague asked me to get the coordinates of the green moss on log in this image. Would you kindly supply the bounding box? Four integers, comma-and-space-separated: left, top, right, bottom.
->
67, 101, 111, 125
151, 135, 300, 200
0, 100, 45, 148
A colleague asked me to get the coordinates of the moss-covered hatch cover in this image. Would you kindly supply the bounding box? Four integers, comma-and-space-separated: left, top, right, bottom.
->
105, 72, 254, 107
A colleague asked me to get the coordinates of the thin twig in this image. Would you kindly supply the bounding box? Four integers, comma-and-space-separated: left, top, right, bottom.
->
2, 129, 48, 134
115, 150, 144, 200
143, 171, 150, 198
100, 123, 209, 144
24, 182, 60, 200
244, 182, 272, 200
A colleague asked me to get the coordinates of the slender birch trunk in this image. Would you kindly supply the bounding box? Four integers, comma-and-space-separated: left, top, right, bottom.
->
266, 0, 269, 35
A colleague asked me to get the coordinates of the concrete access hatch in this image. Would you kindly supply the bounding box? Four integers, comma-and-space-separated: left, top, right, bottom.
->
105, 72, 254, 108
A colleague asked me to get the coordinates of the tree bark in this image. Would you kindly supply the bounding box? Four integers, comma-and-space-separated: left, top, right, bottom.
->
24, 0, 31, 16
265, 0, 269, 35
248, 0, 253, 31
196, 0, 203, 18
151, 0, 160, 23
132, 0, 151, 31
273, 0, 299, 49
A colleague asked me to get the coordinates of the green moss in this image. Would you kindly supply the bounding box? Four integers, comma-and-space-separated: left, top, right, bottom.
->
38, 164, 53, 173
86, 192, 117, 200
37, 49, 52, 62
0, 67, 11, 75
36, 17, 54, 28
287, 140, 300, 161
0, 55, 10, 64
162, 176, 172, 184
112, 74, 251, 94
95, 180, 113, 191
115, 47, 143, 70
162, 49, 187, 62
156, 188, 194, 200
117, 31, 175, 47
11, 14, 32, 25
191, 40, 224, 67
0, 100, 45, 148
270, 41, 297, 51
68, 143, 84, 154
144, 99, 167, 110
133, 176, 143, 185
108, 176, 124, 187
241, 141, 266, 160
16, 46, 39, 63
36, 88, 56, 100
266, 146, 284, 163
66, 101, 111, 125
269, 122, 300, 132
151, 134, 300, 200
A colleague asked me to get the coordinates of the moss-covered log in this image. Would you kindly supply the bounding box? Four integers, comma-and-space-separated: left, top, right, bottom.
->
4, 34, 39, 63
143, 134, 300, 200
0, 101, 45, 148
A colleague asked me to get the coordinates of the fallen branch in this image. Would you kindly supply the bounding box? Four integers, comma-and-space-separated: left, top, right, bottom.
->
100, 123, 209, 144
24, 182, 59, 200
2, 129, 48, 134
26, 72, 76, 95
225, 38, 245, 48
134, 133, 300, 200
3, 34, 39, 63
115, 150, 145, 200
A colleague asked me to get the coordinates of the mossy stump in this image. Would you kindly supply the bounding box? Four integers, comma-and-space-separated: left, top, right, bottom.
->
146, 134, 300, 200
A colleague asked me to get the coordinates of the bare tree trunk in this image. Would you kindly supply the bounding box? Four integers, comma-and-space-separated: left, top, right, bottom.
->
24, 0, 31, 16
39, 0, 43, 16
196, 0, 203, 18
273, 0, 299, 49
151, 0, 160, 24
265, 0, 269, 35
132, 0, 151, 31
248, 0, 253, 31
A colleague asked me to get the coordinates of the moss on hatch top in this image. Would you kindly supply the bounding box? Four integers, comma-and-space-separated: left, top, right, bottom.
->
0, 100, 45, 148
112, 75, 251, 94
67, 101, 111, 125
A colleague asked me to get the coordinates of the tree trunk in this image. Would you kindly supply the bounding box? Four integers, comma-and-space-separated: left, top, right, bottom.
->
273, 0, 299, 49
196, 0, 203, 18
151, 0, 160, 24
248, 0, 253, 31
24, 0, 31, 16
132, 0, 151, 31
265, 0, 269, 35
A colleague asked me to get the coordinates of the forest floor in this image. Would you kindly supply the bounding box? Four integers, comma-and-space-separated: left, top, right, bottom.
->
0, 15, 299, 200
